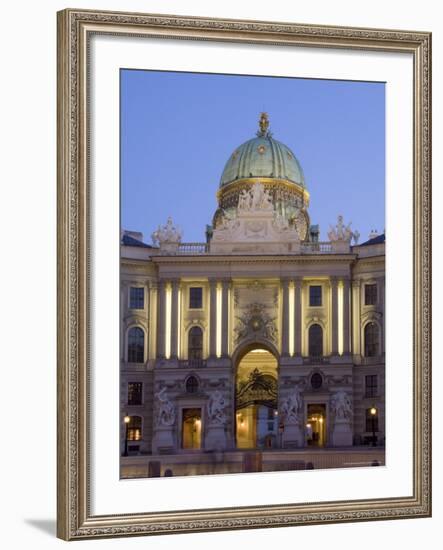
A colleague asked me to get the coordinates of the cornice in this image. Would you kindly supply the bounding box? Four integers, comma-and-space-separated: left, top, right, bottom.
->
150, 253, 358, 265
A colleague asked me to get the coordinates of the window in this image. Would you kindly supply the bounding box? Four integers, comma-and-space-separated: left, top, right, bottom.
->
127, 416, 142, 441
128, 382, 143, 405
364, 322, 379, 357
188, 326, 203, 362
308, 324, 323, 357
364, 283, 377, 305
311, 372, 323, 390
365, 375, 378, 398
185, 376, 199, 394
129, 287, 144, 309
309, 285, 322, 306
189, 287, 203, 309
127, 327, 144, 363
365, 409, 379, 432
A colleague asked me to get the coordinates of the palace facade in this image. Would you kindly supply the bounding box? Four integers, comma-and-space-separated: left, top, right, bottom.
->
120, 114, 385, 471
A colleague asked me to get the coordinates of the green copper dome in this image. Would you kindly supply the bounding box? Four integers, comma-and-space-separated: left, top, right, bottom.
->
219, 113, 306, 188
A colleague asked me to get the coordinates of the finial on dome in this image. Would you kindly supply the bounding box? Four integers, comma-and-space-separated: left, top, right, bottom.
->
257, 112, 270, 137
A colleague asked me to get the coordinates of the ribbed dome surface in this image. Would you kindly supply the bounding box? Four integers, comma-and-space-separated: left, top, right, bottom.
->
219, 134, 306, 188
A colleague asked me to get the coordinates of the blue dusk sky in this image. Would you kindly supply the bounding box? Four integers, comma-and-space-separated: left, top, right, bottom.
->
121, 69, 385, 244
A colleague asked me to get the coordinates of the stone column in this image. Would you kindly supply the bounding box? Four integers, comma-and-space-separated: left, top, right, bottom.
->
209, 278, 218, 358
148, 282, 157, 360
342, 276, 351, 355
156, 280, 166, 359
281, 278, 290, 357
294, 278, 302, 356
377, 275, 385, 354
221, 279, 230, 357
170, 279, 180, 359
351, 279, 361, 356
331, 277, 339, 355
120, 281, 128, 361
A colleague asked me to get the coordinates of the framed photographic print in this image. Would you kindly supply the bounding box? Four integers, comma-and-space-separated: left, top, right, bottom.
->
57, 8, 431, 540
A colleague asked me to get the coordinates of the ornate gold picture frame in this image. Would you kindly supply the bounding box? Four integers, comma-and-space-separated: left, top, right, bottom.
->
57, 8, 431, 540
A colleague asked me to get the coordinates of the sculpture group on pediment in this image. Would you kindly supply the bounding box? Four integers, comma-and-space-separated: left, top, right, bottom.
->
238, 182, 273, 212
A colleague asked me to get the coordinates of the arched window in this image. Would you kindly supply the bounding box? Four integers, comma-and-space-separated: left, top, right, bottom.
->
127, 327, 144, 363
308, 324, 323, 357
185, 375, 199, 394
364, 322, 379, 357
188, 326, 203, 362
127, 416, 142, 441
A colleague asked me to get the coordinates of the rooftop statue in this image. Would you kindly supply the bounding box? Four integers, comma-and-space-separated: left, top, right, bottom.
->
328, 215, 353, 242
151, 217, 183, 246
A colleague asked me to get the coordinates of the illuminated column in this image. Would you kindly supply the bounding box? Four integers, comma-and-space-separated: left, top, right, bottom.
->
221, 279, 231, 357
342, 276, 351, 355
351, 279, 361, 356
156, 280, 166, 358
331, 277, 339, 355
148, 282, 157, 359
281, 278, 290, 356
209, 278, 217, 358
170, 279, 180, 359
294, 277, 302, 356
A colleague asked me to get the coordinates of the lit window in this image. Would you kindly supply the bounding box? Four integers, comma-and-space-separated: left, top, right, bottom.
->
364, 284, 377, 306
365, 375, 378, 398
308, 324, 323, 357
309, 285, 322, 307
128, 382, 143, 405
128, 327, 144, 363
189, 287, 203, 309
188, 326, 203, 363
364, 323, 379, 357
129, 287, 144, 309
127, 416, 142, 441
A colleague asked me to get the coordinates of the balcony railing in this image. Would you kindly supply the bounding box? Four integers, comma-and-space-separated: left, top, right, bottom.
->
178, 359, 207, 368
178, 243, 209, 255
360, 355, 384, 365
300, 242, 333, 254
303, 356, 331, 365
175, 241, 334, 255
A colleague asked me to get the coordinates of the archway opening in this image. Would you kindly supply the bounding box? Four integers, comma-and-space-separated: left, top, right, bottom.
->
235, 347, 278, 449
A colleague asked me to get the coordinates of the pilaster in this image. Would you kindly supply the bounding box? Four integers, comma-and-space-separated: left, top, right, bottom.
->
331, 276, 339, 355
281, 278, 290, 357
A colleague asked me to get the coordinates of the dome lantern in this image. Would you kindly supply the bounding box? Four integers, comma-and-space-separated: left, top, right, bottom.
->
257, 112, 271, 137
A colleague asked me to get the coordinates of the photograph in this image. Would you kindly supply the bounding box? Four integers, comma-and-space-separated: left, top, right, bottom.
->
55, 7, 431, 540
119, 69, 386, 479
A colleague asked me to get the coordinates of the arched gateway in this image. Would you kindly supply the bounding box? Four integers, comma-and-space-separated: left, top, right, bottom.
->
234, 343, 279, 449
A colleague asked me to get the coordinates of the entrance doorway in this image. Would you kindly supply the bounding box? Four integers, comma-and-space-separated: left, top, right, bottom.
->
306, 404, 326, 447
181, 408, 202, 449
235, 348, 278, 449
